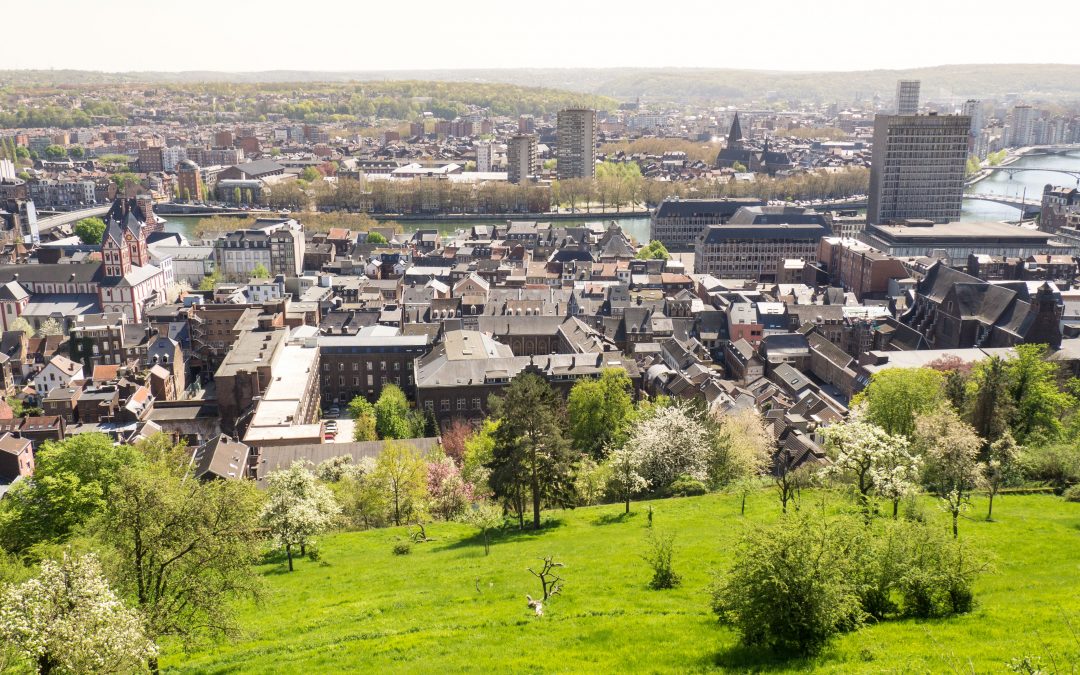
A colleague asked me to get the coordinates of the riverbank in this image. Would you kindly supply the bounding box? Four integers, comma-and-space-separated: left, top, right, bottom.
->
368, 209, 650, 222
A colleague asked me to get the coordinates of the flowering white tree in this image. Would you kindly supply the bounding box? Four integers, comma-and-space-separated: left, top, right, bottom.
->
712, 408, 774, 513
916, 409, 983, 538
0, 553, 156, 674
607, 443, 649, 513
261, 462, 341, 571
822, 420, 919, 519
623, 405, 710, 492
461, 498, 504, 555
984, 430, 1022, 522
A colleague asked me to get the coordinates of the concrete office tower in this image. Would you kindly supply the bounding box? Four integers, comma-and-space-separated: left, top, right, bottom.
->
476, 141, 495, 173
895, 80, 921, 115
1010, 105, 1036, 147
507, 134, 538, 184
556, 108, 596, 180
962, 99, 984, 136
867, 113, 970, 225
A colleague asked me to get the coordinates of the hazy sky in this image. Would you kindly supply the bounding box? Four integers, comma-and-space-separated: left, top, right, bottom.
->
6, 0, 1078, 72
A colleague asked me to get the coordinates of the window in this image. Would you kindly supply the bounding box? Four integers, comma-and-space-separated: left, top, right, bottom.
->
472, 398, 481, 410
424, 400, 434, 412
457, 398, 466, 411
440, 399, 450, 411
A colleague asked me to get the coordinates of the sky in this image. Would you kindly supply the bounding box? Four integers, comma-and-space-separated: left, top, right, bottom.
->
5, 0, 1079, 73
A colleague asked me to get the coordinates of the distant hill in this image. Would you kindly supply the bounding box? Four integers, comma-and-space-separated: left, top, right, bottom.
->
2, 65, 1080, 103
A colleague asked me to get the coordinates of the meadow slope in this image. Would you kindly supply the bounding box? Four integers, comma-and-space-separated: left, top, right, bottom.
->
163, 491, 1080, 673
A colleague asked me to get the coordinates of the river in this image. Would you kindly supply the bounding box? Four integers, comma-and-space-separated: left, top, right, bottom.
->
161, 152, 1080, 242
963, 150, 1080, 221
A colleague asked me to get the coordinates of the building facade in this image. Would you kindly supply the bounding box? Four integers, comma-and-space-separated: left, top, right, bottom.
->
867, 113, 970, 225
507, 134, 538, 184
895, 79, 920, 115
556, 109, 596, 180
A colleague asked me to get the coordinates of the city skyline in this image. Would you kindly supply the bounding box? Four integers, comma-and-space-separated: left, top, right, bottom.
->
4, 0, 1078, 73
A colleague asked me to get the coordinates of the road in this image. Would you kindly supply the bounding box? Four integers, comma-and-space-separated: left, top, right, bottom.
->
36, 205, 111, 235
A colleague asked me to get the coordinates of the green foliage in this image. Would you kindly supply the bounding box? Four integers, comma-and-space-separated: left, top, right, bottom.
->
0, 433, 144, 552
731, 161, 748, 172
567, 368, 635, 458
370, 442, 428, 527
374, 384, 425, 440
664, 474, 708, 497
300, 166, 322, 182
462, 419, 498, 491
96, 442, 264, 644
250, 263, 270, 279
197, 269, 221, 291
635, 239, 670, 260
711, 512, 866, 656
1005, 344, 1074, 445
347, 396, 378, 441
988, 150, 1008, 166
1022, 443, 1080, 492
110, 172, 140, 189
1062, 484, 1080, 502
74, 216, 106, 245
43, 144, 66, 160
392, 541, 412, 555
488, 372, 575, 529
36, 318, 63, 337
642, 530, 681, 590
853, 367, 945, 438
966, 156, 982, 177
68, 145, 84, 159
365, 231, 388, 245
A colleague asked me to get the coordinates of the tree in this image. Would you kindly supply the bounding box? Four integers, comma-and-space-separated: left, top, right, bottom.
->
0, 553, 155, 675
488, 372, 576, 529
98, 446, 263, 668
607, 443, 648, 513
983, 431, 1022, 521
68, 145, 85, 160
0, 433, 143, 552
1005, 344, 1074, 444
197, 270, 222, 291
439, 419, 472, 465
250, 263, 270, 279
300, 166, 322, 182
347, 395, 377, 441
74, 217, 106, 245
427, 455, 473, 521
853, 367, 944, 438
635, 240, 670, 261
36, 318, 63, 337
711, 513, 865, 656
916, 409, 983, 538
709, 408, 772, 493
567, 368, 635, 458
9, 316, 33, 339
622, 404, 710, 493
43, 144, 66, 161
371, 442, 428, 526
822, 420, 918, 520
374, 384, 424, 440
366, 231, 388, 245
968, 355, 1014, 443
461, 499, 503, 555
462, 419, 498, 492
261, 462, 341, 571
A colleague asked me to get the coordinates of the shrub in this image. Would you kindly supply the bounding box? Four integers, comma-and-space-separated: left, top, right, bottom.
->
1023, 444, 1080, 493
665, 474, 707, 497
642, 531, 681, 590
392, 541, 411, 556
1062, 484, 1080, 503
710, 514, 865, 656
892, 521, 985, 618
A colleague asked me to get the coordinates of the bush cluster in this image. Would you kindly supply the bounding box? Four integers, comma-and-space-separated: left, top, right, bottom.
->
710, 514, 985, 656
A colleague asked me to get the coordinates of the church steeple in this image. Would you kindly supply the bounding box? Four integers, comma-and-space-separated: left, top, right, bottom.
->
727, 112, 743, 148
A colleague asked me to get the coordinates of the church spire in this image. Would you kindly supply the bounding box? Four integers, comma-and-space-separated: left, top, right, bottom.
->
727, 112, 743, 148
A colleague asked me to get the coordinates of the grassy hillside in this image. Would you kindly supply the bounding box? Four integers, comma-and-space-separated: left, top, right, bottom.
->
163, 491, 1080, 673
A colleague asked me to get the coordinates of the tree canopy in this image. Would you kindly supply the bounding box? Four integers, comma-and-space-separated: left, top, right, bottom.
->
74, 217, 106, 245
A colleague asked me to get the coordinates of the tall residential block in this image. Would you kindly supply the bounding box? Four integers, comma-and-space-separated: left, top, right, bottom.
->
867, 113, 970, 225
475, 141, 496, 173
1010, 105, 1036, 147
507, 134, 538, 184
895, 80, 920, 115
556, 108, 596, 180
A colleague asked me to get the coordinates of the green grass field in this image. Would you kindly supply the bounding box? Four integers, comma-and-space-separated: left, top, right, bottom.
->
163, 492, 1080, 673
